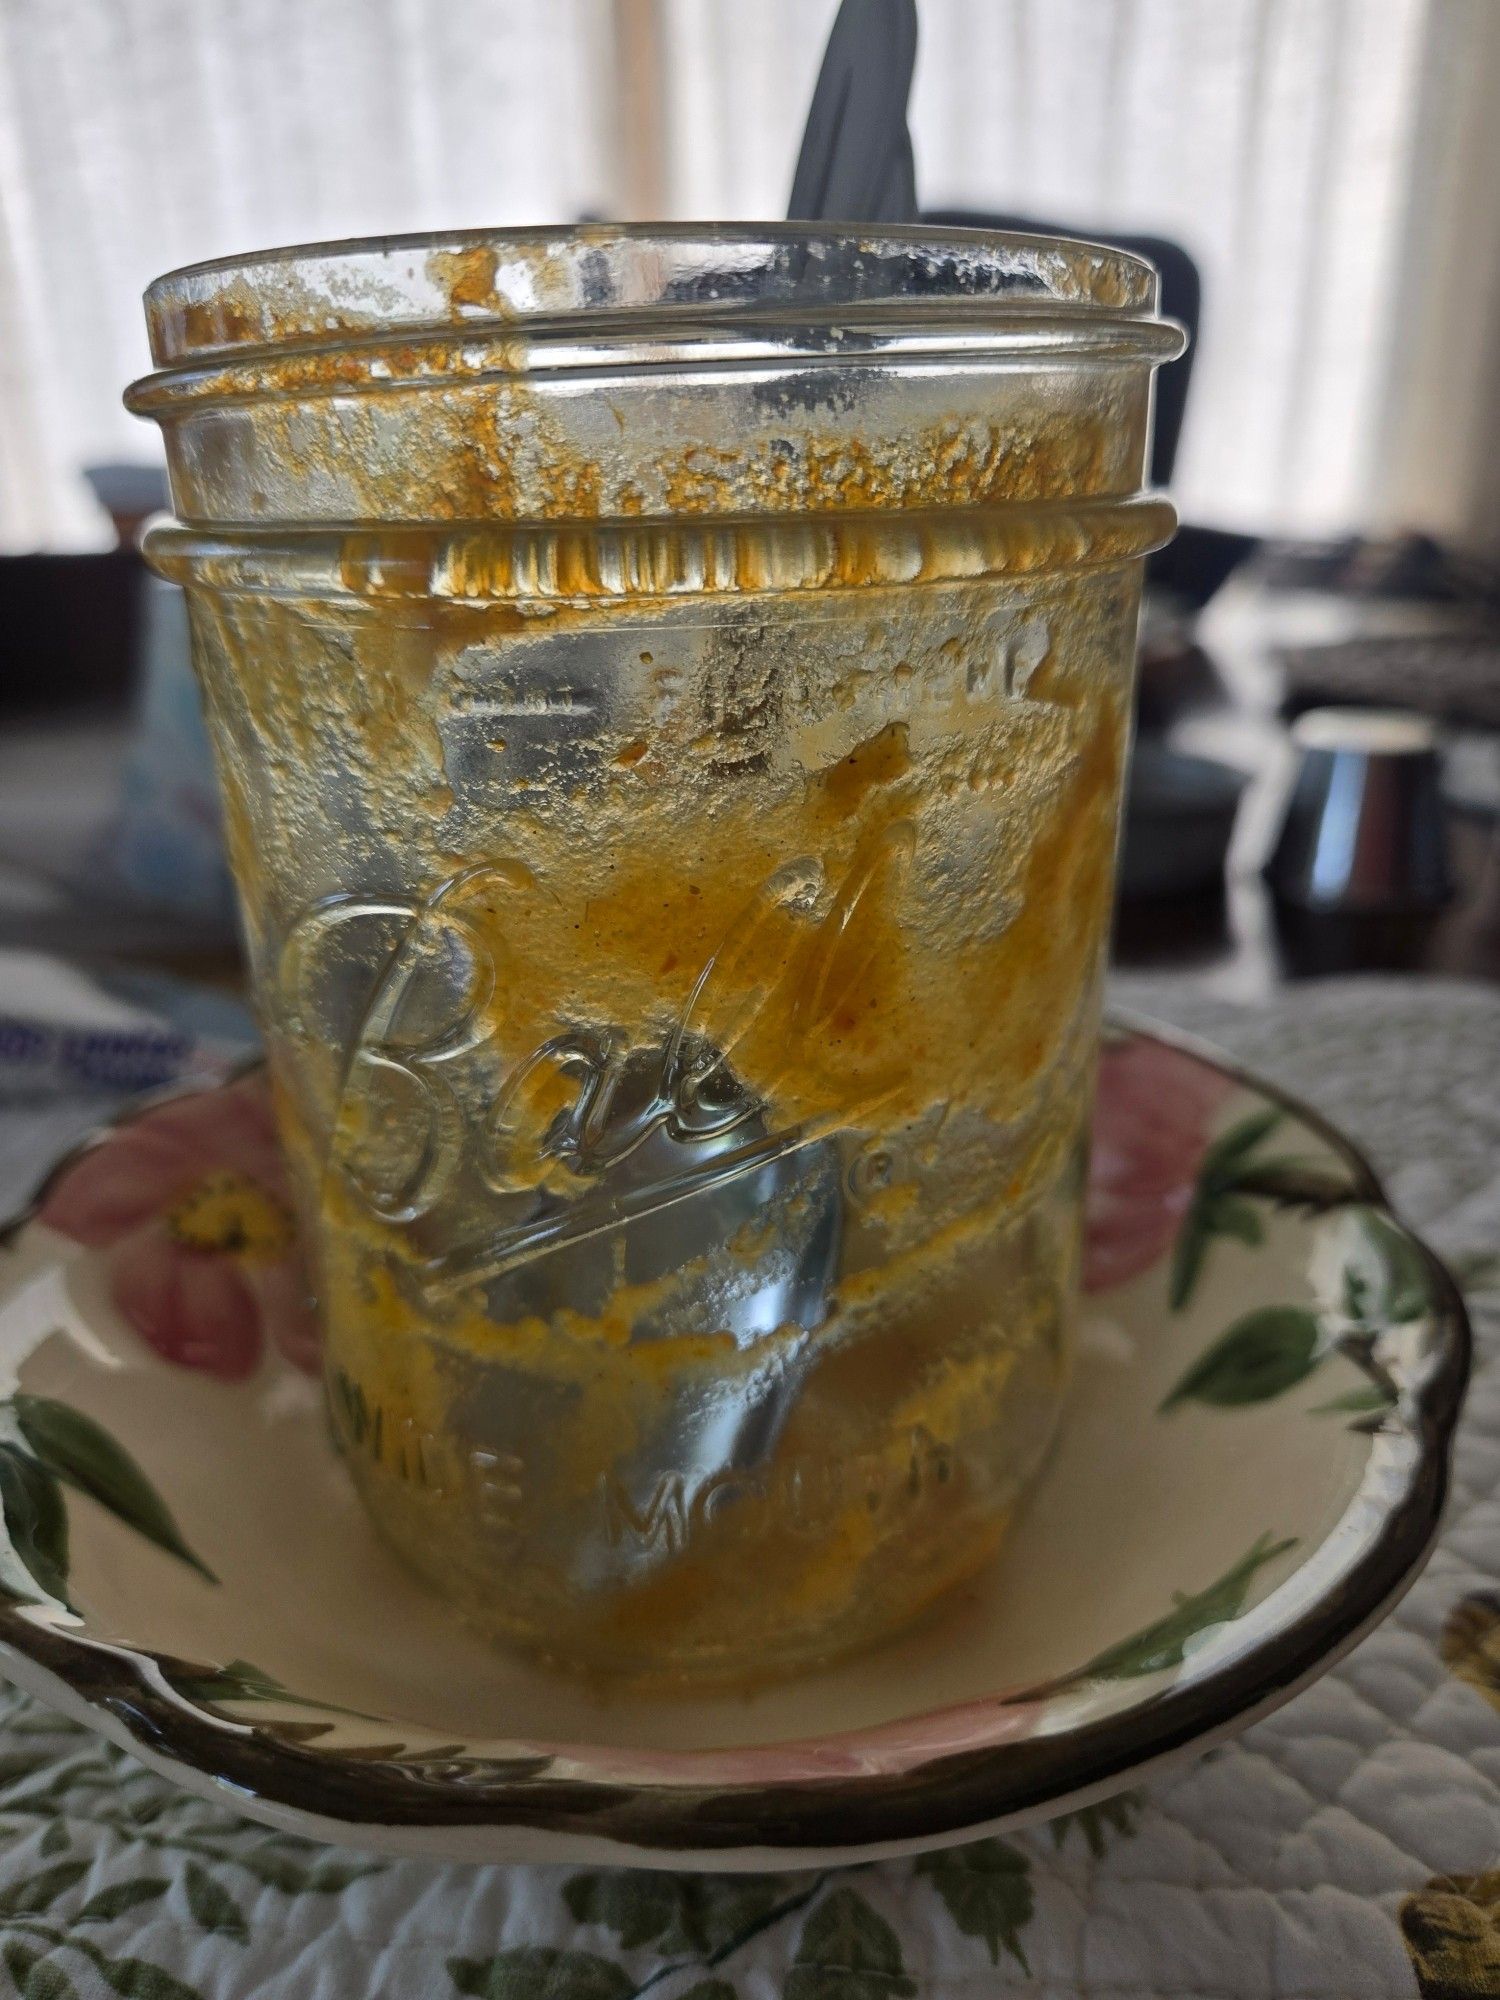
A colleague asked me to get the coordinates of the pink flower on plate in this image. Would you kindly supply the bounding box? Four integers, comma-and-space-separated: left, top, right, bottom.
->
1083, 1034, 1236, 1293
40, 1073, 320, 1382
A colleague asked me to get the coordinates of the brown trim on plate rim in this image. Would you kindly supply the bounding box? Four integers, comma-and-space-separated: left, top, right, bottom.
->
0, 1021, 1470, 1855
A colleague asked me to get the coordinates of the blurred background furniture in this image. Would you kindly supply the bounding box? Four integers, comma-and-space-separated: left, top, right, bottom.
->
2, 0, 1498, 989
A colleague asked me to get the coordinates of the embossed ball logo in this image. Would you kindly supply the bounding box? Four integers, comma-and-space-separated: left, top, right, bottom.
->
276, 828, 915, 1294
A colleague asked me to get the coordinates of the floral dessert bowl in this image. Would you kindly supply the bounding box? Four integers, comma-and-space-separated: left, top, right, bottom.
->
0, 1018, 1467, 1868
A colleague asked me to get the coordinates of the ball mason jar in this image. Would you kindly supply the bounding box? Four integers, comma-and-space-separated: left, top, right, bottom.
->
129, 226, 1182, 1683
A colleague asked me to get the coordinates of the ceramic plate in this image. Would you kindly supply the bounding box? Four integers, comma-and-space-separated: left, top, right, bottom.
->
0, 1019, 1467, 1869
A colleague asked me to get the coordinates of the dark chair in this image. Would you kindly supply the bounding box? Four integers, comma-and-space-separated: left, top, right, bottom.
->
924, 209, 1253, 606
923, 208, 1198, 485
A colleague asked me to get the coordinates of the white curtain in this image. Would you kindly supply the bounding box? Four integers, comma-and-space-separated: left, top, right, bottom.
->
661, 0, 1498, 546
2, 0, 1497, 551
0, 0, 617, 548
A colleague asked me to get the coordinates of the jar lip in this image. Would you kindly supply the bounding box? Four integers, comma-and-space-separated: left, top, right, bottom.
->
142, 221, 1162, 368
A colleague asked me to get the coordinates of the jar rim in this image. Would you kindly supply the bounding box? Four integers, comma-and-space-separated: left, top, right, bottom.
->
141, 221, 1163, 369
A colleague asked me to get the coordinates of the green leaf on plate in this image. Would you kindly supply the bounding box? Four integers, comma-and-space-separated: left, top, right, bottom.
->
917, 1837, 1033, 1971
1168, 1108, 1364, 1311
1168, 1205, 1213, 1311
1070, 1532, 1298, 1682
1199, 1108, 1283, 1189
182, 1863, 247, 1942
1349, 1209, 1432, 1324
785, 1887, 916, 2000
1228, 1157, 1368, 1209
1342, 1265, 1372, 1322
170, 1661, 288, 1708
75, 1878, 170, 1924
1160, 1306, 1322, 1410
1169, 1189, 1271, 1310
447, 1949, 632, 2000
12, 1396, 215, 1584
166, 1660, 383, 1736
0, 1857, 90, 1918
0, 1447, 69, 1607
1208, 1195, 1263, 1247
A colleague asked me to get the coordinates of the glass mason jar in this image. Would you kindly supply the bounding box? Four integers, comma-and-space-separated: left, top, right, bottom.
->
129, 226, 1182, 1685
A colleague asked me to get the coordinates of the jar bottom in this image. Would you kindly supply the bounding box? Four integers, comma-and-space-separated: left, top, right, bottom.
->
334, 1314, 1070, 1691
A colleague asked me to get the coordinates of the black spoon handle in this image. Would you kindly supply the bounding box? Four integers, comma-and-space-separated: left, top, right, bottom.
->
787, 0, 919, 225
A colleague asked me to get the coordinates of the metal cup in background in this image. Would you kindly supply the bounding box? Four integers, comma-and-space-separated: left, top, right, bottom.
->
1267, 708, 1453, 913
1266, 707, 1453, 976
